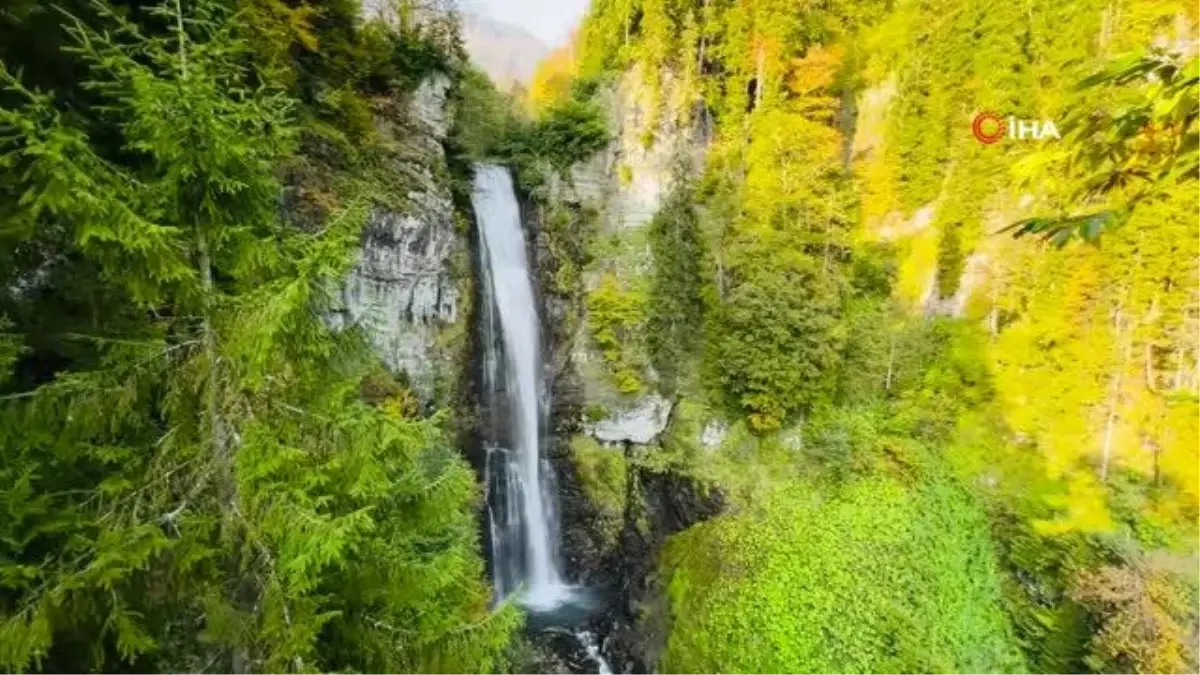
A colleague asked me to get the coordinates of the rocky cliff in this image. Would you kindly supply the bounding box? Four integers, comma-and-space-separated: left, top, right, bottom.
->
328, 75, 471, 405
544, 64, 709, 436
523, 64, 726, 671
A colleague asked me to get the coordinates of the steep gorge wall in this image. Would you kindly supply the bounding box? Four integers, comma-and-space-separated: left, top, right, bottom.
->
544, 64, 705, 419
328, 75, 473, 406
524, 63, 729, 670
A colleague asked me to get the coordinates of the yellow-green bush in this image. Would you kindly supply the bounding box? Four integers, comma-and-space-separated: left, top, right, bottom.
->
586, 273, 649, 394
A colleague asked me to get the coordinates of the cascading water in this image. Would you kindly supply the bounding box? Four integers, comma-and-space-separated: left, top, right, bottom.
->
473, 164, 613, 674
472, 164, 571, 611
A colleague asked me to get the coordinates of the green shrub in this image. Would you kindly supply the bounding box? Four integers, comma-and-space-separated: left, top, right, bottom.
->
586, 274, 648, 394
571, 436, 627, 514
539, 202, 599, 299
450, 67, 525, 161
502, 97, 609, 174
709, 239, 845, 431
661, 476, 1026, 674
571, 435, 627, 550
936, 222, 965, 298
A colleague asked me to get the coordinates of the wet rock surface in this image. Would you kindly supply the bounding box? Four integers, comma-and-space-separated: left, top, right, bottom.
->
600, 465, 725, 672
524, 627, 610, 675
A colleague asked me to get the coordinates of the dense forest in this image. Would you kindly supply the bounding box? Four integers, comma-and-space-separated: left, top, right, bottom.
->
514, 0, 1199, 671
0, 0, 1197, 674
0, 0, 518, 671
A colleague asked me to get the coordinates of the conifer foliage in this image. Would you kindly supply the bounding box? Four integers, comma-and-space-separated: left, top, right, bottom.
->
0, 1, 514, 672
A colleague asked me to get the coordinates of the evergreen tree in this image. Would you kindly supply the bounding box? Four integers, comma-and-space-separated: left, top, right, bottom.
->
647, 167, 708, 394
0, 1, 515, 671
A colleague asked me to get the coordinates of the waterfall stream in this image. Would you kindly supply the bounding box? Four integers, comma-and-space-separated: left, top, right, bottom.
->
472, 165, 612, 674
472, 164, 570, 610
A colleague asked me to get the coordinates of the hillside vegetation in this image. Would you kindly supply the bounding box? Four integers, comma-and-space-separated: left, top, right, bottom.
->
0, 0, 1195, 672
520, 0, 1199, 671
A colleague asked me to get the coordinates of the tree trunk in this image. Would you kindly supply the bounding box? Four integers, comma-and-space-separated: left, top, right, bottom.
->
196, 230, 229, 493
1099, 0, 1117, 51
1100, 297, 1130, 483
754, 44, 766, 110
1144, 342, 1156, 392
839, 87, 856, 170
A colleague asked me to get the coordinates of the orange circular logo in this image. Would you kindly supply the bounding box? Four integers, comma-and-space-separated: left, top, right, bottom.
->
972, 112, 1006, 144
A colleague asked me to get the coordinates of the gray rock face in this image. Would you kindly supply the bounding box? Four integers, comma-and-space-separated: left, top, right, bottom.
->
329, 75, 462, 400
543, 65, 709, 410
585, 394, 674, 445
336, 200, 459, 389
409, 75, 451, 141
925, 250, 990, 318
700, 420, 728, 450
549, 65, 705, 231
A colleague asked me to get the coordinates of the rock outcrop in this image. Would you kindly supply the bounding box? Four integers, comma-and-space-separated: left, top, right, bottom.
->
585, 394, 673, 445
549, 66, 708, 230
542, 63, 710, 435
328, 75, 467, 402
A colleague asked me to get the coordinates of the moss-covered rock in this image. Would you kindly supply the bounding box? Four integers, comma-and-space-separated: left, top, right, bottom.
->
569, 434, 627, 550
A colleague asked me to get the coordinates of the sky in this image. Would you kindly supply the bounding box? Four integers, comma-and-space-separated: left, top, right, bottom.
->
464, 0, 589, 46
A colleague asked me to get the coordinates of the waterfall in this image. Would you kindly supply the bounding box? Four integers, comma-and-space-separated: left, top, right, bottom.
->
472, 164, 570, 611
577, 631, 614, 675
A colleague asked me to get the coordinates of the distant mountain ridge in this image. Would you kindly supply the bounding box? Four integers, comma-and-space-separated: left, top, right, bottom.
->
461, 12, 548, 86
